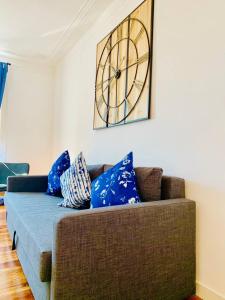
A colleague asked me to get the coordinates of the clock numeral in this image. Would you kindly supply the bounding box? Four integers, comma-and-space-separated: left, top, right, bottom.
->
106, 41, 111, 52
97, 95, 104, 108
113, 108, 119, 123
125, 97, 133, 110
133, 80, 144, 91
117, 25, 123, 42
133, 27, 145, 44
96, 82, 102, 91
103, 106, 109, 121
99, 63, 104, 69
130, 19, 135, 34
137, 52, 149, 64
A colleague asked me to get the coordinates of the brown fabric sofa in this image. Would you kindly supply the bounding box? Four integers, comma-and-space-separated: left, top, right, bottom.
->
5, 164, 196, 300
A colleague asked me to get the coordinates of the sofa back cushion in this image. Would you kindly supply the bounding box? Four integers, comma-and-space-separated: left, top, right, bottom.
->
135, 167, 163, 201
88, 165, 163, 201
87, 165, 187, 201
87, 165, 104, 181
104, 165, 163, 202
161, 176, 185, 199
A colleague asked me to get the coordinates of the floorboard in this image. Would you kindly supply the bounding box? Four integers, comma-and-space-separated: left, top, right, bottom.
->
0, 206, 34, 300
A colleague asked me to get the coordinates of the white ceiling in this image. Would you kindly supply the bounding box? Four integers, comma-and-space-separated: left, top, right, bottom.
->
0, 0, 112, 64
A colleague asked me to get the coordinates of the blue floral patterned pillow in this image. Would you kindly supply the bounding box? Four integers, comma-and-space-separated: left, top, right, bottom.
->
91, 152, 140, 208
46, 150, 70, 196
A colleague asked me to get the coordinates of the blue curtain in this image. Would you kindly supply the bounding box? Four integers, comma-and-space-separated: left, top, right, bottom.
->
0, 62, 8, 108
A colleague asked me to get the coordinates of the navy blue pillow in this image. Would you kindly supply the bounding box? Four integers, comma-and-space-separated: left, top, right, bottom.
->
91, 152, 140, 208
46, 150, 70, 196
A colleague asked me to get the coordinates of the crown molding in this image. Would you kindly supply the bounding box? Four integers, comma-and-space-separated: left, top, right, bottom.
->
0, 49, 52, 67
49, 0, 97, 63
0, 0, 113, 67
49, 0, 132, 65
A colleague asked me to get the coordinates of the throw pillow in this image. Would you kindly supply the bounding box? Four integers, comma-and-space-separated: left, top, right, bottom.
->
135, 167, 163, 201
46, 150, 70, 196
91, 152, 140, 208
104, 165, 163, 201
59, 152, 91, 209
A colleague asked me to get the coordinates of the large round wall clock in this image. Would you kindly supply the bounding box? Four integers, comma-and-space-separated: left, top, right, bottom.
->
94, 0, 154, 129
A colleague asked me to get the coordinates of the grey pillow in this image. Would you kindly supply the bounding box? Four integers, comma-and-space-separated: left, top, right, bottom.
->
135, 167, 163, 201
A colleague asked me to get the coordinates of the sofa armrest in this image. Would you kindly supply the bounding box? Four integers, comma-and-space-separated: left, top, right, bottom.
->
161, 175, 185, 199
7, 175, 48, 192
51, 199, 196, 300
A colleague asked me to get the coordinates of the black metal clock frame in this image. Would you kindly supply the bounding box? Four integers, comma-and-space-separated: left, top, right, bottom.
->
94, 0, 154, 129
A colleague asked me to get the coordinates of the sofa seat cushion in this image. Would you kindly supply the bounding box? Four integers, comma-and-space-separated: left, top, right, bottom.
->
4, 192, 80, 282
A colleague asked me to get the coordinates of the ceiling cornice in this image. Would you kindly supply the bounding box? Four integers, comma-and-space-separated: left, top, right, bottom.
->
0, 0, 111, 67
0, 49, 51, 67
49, 0, 97, 63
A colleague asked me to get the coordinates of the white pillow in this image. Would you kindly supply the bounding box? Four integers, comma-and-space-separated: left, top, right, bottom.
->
59, 152, 91, 209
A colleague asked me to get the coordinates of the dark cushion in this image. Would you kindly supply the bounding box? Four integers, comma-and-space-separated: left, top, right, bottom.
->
161, 176, 185, 199
87, 165, 104, 181
135, 167, 163, 201
104, 165, 163, 201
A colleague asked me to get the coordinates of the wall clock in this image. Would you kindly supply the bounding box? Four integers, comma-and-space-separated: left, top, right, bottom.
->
94, 0, 154, 129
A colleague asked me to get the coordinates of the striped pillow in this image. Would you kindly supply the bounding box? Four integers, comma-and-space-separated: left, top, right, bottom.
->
59, 152, 91, 209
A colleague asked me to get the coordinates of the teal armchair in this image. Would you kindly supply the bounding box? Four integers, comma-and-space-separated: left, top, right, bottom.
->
0, 163, 30, 192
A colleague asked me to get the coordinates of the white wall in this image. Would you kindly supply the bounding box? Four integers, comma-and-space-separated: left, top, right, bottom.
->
52, 0, 225, 299
0, 59, 53, 174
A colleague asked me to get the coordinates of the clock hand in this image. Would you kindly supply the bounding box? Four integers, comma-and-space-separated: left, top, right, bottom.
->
109, 65, 117, 74
120, 52, 149, 72
103, 63, 117, 75
102, 76, 115, 93
119, 56, 126, 68
96, 74, 115, 91
120, 61, 138, 72
102, 74, 115, 84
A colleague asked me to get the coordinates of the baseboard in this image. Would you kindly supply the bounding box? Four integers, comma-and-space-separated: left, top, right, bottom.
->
197, 282, 225, 300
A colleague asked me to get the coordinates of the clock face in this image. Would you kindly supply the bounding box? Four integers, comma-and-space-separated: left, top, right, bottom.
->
94, 0, 153, 129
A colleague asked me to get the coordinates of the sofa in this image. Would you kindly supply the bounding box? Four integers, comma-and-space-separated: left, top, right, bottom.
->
4, 164, 196, 300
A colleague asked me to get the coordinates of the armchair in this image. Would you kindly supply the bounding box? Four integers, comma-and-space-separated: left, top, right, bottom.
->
0, 162, 29, 205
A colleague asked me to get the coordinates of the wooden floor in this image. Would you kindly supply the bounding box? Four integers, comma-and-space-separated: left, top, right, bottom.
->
0, 205, 34, 300
0, 204, 202, 300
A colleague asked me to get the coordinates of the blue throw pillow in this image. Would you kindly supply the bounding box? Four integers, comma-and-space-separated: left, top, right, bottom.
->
91, 152, 140, 208
46, 150, 70, 196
